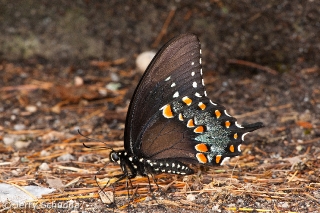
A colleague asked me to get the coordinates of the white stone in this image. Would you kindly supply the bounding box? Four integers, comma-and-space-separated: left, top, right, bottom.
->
39, 162, 50, 171
136, 51, 156, 72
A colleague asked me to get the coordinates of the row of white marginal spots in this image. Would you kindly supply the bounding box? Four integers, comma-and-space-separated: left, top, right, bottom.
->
164, 48, 206, 99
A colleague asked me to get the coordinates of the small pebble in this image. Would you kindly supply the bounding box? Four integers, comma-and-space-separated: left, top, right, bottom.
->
74, 76, 84, 86
12, 108, 20, 114
41, 131, 65, 143
25, 105, 37, 113
212, 204, 221, 212
186, 194, 196, 201
57, 153, 75, 161
13, 124, 26, 130
278, 202, 289, 208
98, 88, 108, 96
296, 145, 303, 152
14, 141, 31, 149
136, 51, 156, 72
3, 136, 15, 145
40, 150, 50, 157
106, 82, 121, 91
110, 72, 120, 82
11, 170, 20, 176
39, 162, 50, 171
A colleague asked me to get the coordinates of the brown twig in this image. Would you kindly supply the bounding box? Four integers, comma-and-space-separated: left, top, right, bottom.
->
152, 8, 176, 48
227, 58, 278, 75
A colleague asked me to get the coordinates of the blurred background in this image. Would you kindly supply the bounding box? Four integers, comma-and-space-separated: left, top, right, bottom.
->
1, 0, 318, 72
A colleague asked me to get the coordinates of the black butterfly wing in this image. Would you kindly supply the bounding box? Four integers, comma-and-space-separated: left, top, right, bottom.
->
124, 33, 263, 166
124, 34, 205, 153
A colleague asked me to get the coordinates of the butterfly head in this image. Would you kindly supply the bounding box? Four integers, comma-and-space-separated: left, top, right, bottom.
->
109, 151, 121, 164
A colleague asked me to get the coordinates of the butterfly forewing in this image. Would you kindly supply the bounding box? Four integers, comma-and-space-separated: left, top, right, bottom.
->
124, 34, 206, 154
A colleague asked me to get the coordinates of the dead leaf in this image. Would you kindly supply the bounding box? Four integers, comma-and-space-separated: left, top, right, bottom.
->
296, 121, 313, 129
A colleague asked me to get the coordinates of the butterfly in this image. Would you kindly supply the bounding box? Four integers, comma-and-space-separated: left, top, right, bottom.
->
109, 33, 263, 183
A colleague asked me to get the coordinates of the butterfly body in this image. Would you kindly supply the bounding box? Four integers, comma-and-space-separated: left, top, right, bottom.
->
111, 33, 263, 179
110, 151, 194, 179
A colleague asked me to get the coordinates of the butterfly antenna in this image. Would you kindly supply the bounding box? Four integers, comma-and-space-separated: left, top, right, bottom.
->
77, 129, 115, 152
77, 129, 99, 149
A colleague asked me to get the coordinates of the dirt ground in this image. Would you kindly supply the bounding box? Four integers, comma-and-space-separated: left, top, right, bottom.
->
0, 1, 319, 212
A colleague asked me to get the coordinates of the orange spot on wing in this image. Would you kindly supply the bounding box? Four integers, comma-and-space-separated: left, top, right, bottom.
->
187, 119, 195, 127
195, 144, 209, 152
198, 102, 206, 110
229, 145, 235, 152
225, 121, 231, 128
162, 104, 174, 118
196, 153, 207, 164
215, 110, 221, 118
194, 126, 204, 133
215, 155, 222, 164
179, 113, 184, 121
234, 133, 238, 139
182, 96, 192, 106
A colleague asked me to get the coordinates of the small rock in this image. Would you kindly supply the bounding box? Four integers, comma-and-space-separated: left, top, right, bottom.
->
106, 82, 121, 91
98, 88, 108, 96
12, 108, 20, 114
212, 204, 221, 212
13, 124, 26, 130
39, 162, 50, 171
40, 150, 50, 157
11, 169, 20, 176
41, 131, 65, 143
25, 105, 37, 113
110, 72, 120, 82
14, 141, 31, 149
3, 136, 15, 145
136, 51, 156, 72
278, 202, 289, 208
74, 76, 84, 86
186, 194, 196, 201
57, 153, 75, 161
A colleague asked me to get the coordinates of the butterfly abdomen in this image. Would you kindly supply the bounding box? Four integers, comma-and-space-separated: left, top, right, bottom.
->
110, 151, 194, 177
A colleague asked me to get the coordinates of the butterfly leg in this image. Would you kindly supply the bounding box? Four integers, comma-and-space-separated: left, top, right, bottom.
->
150, 173, 160, 191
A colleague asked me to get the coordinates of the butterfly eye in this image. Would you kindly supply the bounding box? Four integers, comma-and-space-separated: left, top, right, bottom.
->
110, 152, 119, 162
